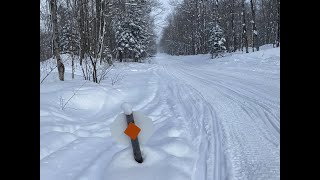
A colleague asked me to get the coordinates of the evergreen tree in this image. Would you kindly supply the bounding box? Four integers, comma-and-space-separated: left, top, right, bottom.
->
57, 4, 79, 55
114, 0, 149, 62
209, 24, 226, 58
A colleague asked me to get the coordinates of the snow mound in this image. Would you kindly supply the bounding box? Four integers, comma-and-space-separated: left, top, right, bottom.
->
160, 140, 192, 157
121, 102, 133, 115
40, 131, 77, 160
61, 87, 107, 112
104, 146, 191, 180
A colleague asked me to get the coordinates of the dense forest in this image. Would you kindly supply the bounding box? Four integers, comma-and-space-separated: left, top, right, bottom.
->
40, 0, 160, 82
40, 0, 160, 61
40, 0, 280, 83
159, 0, 280, 57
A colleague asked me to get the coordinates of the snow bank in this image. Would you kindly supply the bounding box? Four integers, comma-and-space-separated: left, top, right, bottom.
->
104, 146, 192, 180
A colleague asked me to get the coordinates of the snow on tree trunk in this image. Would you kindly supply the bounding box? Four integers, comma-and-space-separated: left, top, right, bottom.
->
250, 0, 259, 52
50, 0, 65, 81
242, 0, 249, 53
231, 0, 237, 52
276, 0, 280, 47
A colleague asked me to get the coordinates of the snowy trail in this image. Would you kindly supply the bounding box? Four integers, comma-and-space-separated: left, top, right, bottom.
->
150, 67, 225, 180
154, 49, 280, 179
153, 65, 227, 180
40, 47, 280, 180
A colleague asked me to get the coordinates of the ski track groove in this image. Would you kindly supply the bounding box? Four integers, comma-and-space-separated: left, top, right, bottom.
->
157, 56, 279, 180
176, 64, 280, 140
161, 64, 227, 180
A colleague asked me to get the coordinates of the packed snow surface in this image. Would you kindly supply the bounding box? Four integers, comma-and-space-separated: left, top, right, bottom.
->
40, 45, 280, 180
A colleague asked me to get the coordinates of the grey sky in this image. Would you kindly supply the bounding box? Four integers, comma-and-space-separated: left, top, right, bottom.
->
153, 0, 174, 42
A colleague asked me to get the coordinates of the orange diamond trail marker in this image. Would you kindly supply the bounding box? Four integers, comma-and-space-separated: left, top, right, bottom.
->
111, 103, 154, 164
124, 122, 141, 140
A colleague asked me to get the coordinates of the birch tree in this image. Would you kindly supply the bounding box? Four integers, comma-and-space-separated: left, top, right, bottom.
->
50, 0, 65, 81
276, 0, 280, 47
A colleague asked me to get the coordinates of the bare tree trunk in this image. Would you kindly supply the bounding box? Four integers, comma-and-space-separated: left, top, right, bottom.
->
214, 0, 219, 26
79, 0, 85, 66
119, 50, 123, 62
276, 0, 280, 47
97, 0, 103, 65
71, 53, 75, 79
50, 0, 65, 81
98, 0, 112, 66
250, 0, 259, 51
231, 0, 237, 52
89, 56, 98, 83
242, 0, 249, 53
79, 0, 86, 79
84, 0, 90, 57
88, 0, 100, 84
261, 0, 266, 44
85, 59, 89, 80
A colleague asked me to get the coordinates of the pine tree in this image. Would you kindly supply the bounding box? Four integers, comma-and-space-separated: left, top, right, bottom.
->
58, 7, 78, 55
115, 20, 144, 61
209, 24, 226, 58
114, 0, 148, 62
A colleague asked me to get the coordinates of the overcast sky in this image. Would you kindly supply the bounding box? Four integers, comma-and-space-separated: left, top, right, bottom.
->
153, 0, 174, 42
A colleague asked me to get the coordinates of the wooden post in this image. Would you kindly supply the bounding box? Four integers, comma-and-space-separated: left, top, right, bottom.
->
125, 113, 143, 163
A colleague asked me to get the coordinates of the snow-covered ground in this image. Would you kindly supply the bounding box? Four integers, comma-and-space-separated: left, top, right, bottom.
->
40, 46, 280, 180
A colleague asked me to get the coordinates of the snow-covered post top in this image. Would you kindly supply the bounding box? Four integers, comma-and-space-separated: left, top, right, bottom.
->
121, 102, 133, 115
